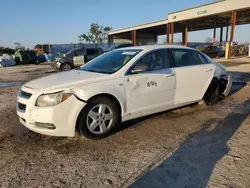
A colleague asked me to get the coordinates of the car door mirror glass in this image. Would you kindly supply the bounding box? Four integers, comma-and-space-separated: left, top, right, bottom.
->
131, 64, 149, 74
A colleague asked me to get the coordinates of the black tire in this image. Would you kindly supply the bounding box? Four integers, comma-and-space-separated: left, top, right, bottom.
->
76, 96, 120, 139
60, 63, 72, 71
204, 83, 220, 105
238, 45, 248, 56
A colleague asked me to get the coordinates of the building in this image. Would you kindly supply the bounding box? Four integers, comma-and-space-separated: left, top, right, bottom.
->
108, 0, 250, 58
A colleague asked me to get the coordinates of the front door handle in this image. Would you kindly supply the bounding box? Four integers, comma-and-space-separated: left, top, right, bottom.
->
205, 68, 213, 72
164, 73, 175, 78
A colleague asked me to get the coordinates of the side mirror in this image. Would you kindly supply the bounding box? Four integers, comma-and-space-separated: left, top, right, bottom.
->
131, 63, 149, 74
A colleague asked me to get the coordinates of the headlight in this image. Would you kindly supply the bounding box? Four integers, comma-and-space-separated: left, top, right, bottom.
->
36, 92, 72, 107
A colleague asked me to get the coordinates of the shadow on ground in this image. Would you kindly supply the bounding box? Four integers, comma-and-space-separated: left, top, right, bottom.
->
220, 61, 250, 67
230, 71, 250, 83
129, 100, 250, 188
116, 80, 247, 135
229, 82, 247, 96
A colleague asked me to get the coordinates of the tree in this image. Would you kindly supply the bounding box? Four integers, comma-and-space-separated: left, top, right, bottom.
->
14, 42, 25, 51
205, 37, 213, 43
34, 44, 42, 49
0, 46, 15, 55
78, 23, 112, 43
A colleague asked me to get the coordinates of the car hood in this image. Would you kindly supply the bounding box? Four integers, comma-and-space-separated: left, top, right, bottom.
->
24, 70, 108, 92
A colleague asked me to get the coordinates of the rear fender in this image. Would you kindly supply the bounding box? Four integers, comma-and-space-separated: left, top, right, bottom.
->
203, 77, 219, 100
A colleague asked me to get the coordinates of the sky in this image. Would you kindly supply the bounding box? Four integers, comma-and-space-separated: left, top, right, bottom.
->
1, 0, 250, 48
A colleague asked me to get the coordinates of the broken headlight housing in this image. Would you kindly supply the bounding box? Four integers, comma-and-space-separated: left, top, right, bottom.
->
36, 92, 72, 107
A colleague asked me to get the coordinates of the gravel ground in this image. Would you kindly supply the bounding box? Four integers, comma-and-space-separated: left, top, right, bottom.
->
0, 60, 250, 188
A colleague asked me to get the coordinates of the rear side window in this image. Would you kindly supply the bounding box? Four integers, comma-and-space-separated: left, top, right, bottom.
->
171, 49, 209, 67
87, 49, 99, 55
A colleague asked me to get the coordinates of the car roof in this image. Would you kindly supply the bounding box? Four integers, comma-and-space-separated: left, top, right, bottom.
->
119, 45, 194, 51
117, 43, 133, 46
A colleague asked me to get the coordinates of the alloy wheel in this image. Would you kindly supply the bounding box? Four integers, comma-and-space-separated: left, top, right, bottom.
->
86, 104, 113, 134
62, 63, 71, 71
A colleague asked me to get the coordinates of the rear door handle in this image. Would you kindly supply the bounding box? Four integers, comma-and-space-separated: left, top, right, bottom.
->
205, 68, 213, 72
164, 73, 175, 78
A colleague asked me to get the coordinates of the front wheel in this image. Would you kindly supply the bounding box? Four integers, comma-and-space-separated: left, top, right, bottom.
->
77, 97, 120, 139
60, 63, 72, 71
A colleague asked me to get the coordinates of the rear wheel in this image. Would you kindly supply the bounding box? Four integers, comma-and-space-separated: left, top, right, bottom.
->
238, 45, 248, 56
77, 96, 120, 139
60, 63, 71, 71
204, 83, 220, 105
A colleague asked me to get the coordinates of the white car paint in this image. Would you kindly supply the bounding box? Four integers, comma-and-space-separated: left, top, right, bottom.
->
174, 64, 215, 105
16, 45, 232, 137
125, 68, 176, 115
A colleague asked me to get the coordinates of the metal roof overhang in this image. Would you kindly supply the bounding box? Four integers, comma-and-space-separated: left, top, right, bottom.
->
109, 19, 168, 37
174, 8, 250, 33
109, 0, 250, 37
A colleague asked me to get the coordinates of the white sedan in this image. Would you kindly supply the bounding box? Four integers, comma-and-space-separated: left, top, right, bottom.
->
16, 45, 232, 139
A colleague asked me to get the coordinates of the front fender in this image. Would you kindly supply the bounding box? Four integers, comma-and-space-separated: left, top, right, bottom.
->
72, 78, 126, 116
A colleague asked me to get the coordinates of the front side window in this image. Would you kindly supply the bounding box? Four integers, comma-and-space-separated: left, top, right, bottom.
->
80, 49, 141, 74
171, 49, 208, 67
130, 50, 171, 74
64, 49, 75, 57
76, 48, 86, 56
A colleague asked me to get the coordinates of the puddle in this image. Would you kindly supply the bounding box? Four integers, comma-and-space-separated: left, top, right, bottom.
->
0, 82, 23, 88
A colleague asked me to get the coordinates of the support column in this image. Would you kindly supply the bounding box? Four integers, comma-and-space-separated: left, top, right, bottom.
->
182, 26, 188, 46
108, 35, 113, 44
166, 23, 170, 44
220, 27, 223, 46
132, 30, 137, 46
225, 26, 229, 42
229, 11, 237, 59
213, 27, 216, 45
182, 30, 185, 46
171, 22, 174, 45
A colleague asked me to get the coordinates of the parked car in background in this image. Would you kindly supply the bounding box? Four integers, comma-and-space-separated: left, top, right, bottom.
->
17, 45, 232, 139
52, 47, 103, 71
105, 43, 134, 52
14, 51, 39, 65
214, 41, 248, 57
37, 54, 47, 63
196, 45, 223, 58
0, 59, 16, 67
0, 54, 16, 67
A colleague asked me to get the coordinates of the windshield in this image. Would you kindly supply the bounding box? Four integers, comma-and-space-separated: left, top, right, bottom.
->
64, 49, 76, 57
80, 49, 141, 74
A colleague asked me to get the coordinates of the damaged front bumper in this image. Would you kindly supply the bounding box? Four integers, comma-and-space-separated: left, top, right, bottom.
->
16, 86, 85, 137
51, 61, 61, 70
221, 73, 232, 97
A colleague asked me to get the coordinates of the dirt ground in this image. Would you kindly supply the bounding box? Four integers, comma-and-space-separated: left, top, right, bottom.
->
0, 60, 250, 188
